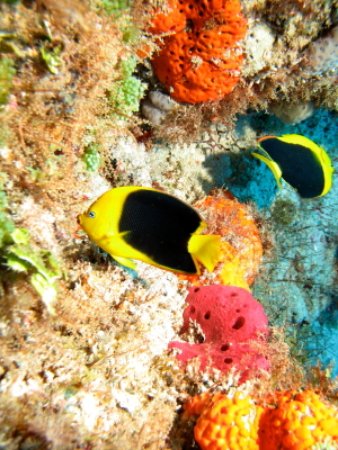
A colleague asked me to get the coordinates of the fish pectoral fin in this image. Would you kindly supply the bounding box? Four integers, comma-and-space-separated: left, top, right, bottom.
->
99, 231, 128, 246
188, 234, 221, 272
99, 232, 136, 269
112, 255, 137, 270
252, 151, 283, 188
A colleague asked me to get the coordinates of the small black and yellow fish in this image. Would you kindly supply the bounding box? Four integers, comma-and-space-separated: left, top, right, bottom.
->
78, 186, 221, 274
252, 134, 333, 198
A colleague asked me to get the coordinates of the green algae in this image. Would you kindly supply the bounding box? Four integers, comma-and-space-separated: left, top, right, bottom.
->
0, 57, 15, 106
99, 0, 131, 16
0, 185, 61, 314
109, 55, 146, 120
83, 143, 102, 172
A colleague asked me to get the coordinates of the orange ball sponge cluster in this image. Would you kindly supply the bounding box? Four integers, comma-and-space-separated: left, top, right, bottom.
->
187, 392, 264, 450
150, 0, 247, 103
184, 390, 338, 450
259, 390, 338, 450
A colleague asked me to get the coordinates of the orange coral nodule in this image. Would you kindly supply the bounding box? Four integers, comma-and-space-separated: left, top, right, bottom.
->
180, 191, 263, 289
150, 0, 247, 103
259, 390, 338, 450
193, 392, 264, 450
183, 392, 215, 418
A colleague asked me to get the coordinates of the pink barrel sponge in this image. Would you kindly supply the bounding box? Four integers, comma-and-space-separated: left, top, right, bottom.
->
169, 285, 270, 382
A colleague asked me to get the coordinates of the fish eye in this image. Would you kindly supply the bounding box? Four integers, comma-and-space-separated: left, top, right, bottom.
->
87, 211, 96, 219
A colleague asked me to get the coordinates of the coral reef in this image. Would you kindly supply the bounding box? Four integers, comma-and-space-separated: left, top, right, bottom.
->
149, 0, 247, 103
169, 285, 270, 382
0, 0, 336, 448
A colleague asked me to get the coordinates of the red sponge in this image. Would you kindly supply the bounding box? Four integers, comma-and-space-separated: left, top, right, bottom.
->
169, 285, 270, 382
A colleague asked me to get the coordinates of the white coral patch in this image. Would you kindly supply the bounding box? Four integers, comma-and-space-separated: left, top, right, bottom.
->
10, 378, 41, 397
17, 196, 61, 256
109, 137, 153, 187
112, 388, 142, 414
243, 21, 275, 76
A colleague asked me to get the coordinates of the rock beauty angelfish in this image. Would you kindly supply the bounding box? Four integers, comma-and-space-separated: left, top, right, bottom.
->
252, 134, 333, 198
78, 186, 221, 274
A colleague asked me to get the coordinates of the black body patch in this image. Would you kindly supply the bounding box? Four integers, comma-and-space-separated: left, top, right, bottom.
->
260, 138, 324, 198
118, 189, 202, 273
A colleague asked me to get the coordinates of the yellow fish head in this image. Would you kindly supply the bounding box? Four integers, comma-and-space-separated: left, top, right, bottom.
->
78, 201, 111, 244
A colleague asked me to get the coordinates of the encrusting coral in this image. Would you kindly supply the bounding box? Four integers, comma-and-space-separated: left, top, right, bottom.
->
184, 389, 338, 450
149, 0, 247, 103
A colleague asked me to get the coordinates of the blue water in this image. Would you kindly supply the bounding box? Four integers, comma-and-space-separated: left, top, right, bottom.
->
222, 108, 338, 378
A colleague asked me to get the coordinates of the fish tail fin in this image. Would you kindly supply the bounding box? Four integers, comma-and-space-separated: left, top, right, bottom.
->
188, 234, 221, 272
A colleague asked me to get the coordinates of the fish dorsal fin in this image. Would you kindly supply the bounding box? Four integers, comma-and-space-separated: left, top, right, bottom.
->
188, 234, 221, 272
252, 150, 283, 188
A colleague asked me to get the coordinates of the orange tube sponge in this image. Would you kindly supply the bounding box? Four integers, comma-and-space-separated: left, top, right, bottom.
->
192, 392, 264, 450
259, 390, 338, 450
150, 0, 247, 103
181, 191, 263, 289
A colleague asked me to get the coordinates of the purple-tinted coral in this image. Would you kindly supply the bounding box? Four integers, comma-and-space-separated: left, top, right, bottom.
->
169, 285, 270, 382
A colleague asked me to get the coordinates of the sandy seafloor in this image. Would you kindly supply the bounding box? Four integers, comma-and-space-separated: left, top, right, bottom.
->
0, 0, 337, 449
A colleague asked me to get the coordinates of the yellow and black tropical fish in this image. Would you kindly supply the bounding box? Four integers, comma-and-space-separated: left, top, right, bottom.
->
78, 186, 221, 274
252, 134, 334, 198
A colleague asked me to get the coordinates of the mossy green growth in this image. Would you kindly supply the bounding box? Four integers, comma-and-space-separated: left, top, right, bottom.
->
109, 55, 146, 119
6, 228, 61, 314
271, 198, 298, 226
40, 44, 62, 75
0, 185, 61, 314
122, 23, 141, 44
82, 143, 101, 172
0, 0, 20, 4
0, 122, 11, 146
0, 182, 15, 248
99, 0, 131, 16
0, 57, 15, 106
